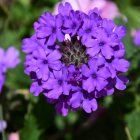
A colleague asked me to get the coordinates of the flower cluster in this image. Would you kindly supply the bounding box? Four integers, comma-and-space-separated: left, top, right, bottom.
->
22, 2, 129, 116
0, 47, 20, 92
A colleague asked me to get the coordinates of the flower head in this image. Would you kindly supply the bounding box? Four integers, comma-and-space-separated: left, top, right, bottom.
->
22, 2, 129, 116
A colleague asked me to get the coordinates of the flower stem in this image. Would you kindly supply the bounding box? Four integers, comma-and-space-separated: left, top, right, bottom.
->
0, 0, 9, 16
124, 125, 133, 140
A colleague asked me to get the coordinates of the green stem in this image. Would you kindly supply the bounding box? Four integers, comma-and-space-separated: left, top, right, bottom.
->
124, 126, 133, 140
0, 1, 10, 16
0, 104, 6, 140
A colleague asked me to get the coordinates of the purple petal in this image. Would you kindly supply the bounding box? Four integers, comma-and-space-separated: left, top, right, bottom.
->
47, 50, 62, 62
115, 75, 129, 90
4, 47, 20, 69
106, 63, 116, 78
102, 45, 113, 59
86, 46, 100, 57
98, 67, 110, 79
69, 92, 82, 108
88, 59, 98, 72
82, 98, 98, 113
68, 65, 76, 73
102, 19, 115, 33
55, 102, 69, 117
30, 81, 43, 96
56, 30, 64, 42
82, 64, 91, 77
83, 77, 95, 93
37, 27, 52, 38
58, 2, 72, 16
37, 65, 49, 81
114, 26, 126, 39
33, 47, 46, 59
42, 78, 58, 90
47, 34, 56, 46
113, 59, 130, 72
62, 82, 70, 95
96, 77, 108, 91
49, 61, 62, 71
85, 39, 98, 48
53, 70, 62, 79
44, 87, 62, 99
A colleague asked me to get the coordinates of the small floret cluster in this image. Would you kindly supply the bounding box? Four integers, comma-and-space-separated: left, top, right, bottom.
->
0, 47, 20, 92
22, 3, 130, 116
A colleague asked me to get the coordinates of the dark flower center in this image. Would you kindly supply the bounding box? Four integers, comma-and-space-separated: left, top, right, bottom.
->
43, 60, 48, 64
99, 41, 105, 46
106, 59, 112, 63
58, 80, 63, 85
52, 27, 56, 33
85, 28, 92, 33
71, 22, 77, 29
92, 73, 97, 79
106, 56, 114, 63
59, 37, 88, 66
38, 79, 42, 86
73, 73, 77, 77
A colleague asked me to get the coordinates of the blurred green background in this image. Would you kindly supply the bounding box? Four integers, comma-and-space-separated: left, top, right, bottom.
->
0, 0, 140, 140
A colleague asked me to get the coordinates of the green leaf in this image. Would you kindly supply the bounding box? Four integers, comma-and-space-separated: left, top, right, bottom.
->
20, 114, 42, 140
125, 111, 140, 140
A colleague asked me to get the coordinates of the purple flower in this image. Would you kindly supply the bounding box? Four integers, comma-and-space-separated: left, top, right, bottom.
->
43, 68, 71, 99
133, 29, 140, 46
25, 46, 62, 81
55, 96, 69, 116
0, 47, 20, 93
82, 59, 110, 92
67, 64, 81, 82
85, 28, 119, 59
68, 89, 98, 113
115, 75, 129, 90
34, 48, 62, 81
58, 2, 72, 16
0, 47, 20, 72
78, 16, 100, 44
4, 47, 20, 69
63, 10, 82, 36
0, 120, 7, 132
82, 98, 97, 113
105, 57, 130, 78
22, 34, 43, 54
35, 13, 64, 46
30, 80, 43, 96
22, 2, 129, 116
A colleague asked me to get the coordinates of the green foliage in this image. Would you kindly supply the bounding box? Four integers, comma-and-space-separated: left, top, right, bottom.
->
125, 111, 140, 140
20, 114, 42, 140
